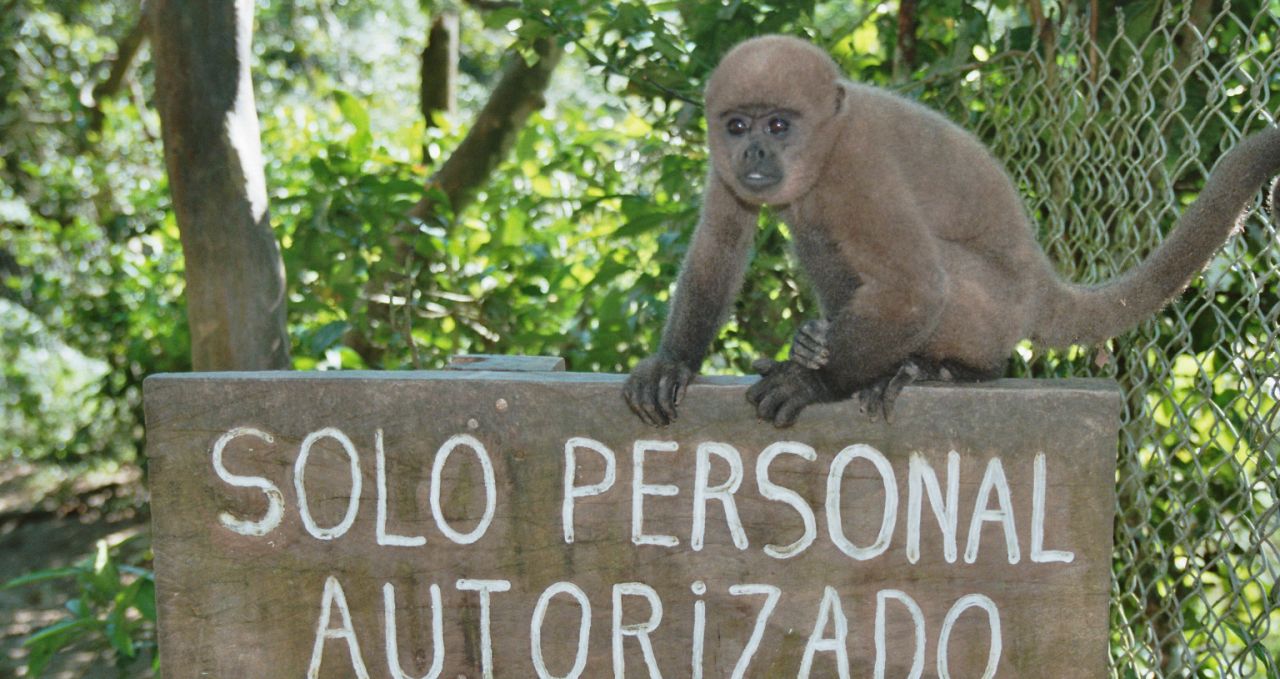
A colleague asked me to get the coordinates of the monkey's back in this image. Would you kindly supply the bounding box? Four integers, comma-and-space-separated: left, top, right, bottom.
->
834, 82, 1056, 354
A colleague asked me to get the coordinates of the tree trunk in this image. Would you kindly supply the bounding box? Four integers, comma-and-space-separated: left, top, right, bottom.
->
420, 12, 458, 162
149, 0, 290, 371
1173, 0, 1213, 72
893, 0, 919, 81
420, 13, 458, 128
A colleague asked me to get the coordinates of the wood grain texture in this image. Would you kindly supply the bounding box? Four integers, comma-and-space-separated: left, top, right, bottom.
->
144, 372, 1119, 678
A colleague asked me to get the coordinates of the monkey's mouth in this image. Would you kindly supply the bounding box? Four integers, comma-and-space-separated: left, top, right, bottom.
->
739, 171, 781, 190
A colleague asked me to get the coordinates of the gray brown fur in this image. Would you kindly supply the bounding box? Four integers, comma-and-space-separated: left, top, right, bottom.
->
623, 35, 1280, 428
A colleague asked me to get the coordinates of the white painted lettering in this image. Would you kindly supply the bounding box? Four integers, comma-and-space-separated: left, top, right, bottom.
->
382, 582, 442, 679
530, 582, 590, 679
1031, 452, 1075, 563
907, 451, 959, 564
631, 440, 680, 547
307, 576, 370, 679
938, 593, 1002, 679
691, 442, 748, 551
296, 428, 362, 541
691, 581, 707, 679
210, 427, 284, 537
455, 579, 511, 679
728, 584, 781, 679
612, 582, 665, 678
562, 437, 617, 544
827, 444, 898, 561
798, 586, 850, 679
874, 589, 925, 679
430, 435, 496, 545
376, 429, 426, 547
756, 441, 818, 559
965, 458, 1020, 564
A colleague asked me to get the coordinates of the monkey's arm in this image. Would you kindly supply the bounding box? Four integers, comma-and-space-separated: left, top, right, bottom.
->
623, 176, 757, 425
750, 213, 946, 426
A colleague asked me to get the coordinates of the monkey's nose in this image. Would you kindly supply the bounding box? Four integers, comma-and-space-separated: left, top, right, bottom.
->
743, 143, 767, 161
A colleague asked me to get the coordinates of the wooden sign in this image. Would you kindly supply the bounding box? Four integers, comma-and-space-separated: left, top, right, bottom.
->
144, 371, 1119, 678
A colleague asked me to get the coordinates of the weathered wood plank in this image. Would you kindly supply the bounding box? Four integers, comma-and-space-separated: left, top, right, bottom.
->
144, 372, 1119, 678
448, 354, 567, 372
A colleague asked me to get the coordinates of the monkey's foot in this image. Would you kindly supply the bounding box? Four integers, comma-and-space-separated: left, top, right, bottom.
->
856, 360, 926, 423
746, 358, 831, 428
789, 319, 830, 370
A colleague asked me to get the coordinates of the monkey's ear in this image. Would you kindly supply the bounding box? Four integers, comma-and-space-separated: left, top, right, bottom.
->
833, 83, 846, 115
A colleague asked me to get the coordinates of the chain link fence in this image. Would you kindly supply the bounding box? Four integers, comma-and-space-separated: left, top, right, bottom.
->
913, 4, 1279, 676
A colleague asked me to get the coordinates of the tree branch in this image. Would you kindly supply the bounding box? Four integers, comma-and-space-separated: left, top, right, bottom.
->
463, 0, 519, 10
353, 36, 564, 367
1087, 0, 1100, 84
408, 35, 563, 223
0, 246, 21, 303
891, 49, 1029, 92
893, 0, 919, 81
1026, 0, 1057, 84
86, 10, 150, 134
1173, 0, 1213, 72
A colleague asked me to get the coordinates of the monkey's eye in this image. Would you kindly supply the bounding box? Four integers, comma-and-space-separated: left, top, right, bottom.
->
726, 118, 749, 136
767, 117, 790, 135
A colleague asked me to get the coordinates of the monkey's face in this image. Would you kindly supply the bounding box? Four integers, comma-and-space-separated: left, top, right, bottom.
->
714, 106, 808, 203
705, 35, 845, 206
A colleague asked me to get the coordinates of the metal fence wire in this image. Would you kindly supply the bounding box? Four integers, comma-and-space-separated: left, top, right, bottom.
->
911, 3, 1279, 676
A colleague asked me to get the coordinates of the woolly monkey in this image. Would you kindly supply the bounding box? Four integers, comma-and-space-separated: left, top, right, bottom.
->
623, 35, 1280, 428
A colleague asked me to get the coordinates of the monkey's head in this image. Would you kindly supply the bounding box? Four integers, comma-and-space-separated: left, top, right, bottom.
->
705, 35, 846, 206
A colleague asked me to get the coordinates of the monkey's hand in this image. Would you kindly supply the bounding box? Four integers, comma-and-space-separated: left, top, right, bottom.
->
746, 358, 832, 428
623, 355, 695, 426
789, 319, 830, 369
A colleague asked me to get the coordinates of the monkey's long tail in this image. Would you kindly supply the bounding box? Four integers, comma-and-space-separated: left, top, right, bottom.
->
1031, 127, 1280, 349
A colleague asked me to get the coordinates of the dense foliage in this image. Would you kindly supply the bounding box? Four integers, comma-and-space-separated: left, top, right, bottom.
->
1, 0, 1277, 675
6, 0, 1272, 461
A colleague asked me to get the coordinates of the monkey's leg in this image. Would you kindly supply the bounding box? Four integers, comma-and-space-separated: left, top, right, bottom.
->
789, 319, 830, 369
856, 359, 927, 423
746, 358, 832, 428
856, 357, 1003, 422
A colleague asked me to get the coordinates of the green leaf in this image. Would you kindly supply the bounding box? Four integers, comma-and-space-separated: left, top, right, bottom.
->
65, 598, 88, 618
307, 320, 351, 355
587, 257, 628, 288
105, 602, 136, 658
23, 617, 96, 650
3, 566, 81, 589
135, 579, 157, 623
333, 90, 373, 159
613, 212, 671, 239
89, 540, 120, 602
25, 642, 55, 677
481, 7, 525, 29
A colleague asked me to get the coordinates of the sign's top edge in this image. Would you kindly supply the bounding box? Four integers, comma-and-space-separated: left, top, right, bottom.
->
143, 371, 1119, 394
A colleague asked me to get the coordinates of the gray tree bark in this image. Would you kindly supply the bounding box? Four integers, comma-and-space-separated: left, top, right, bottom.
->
150, 0, 290, 371
420, 13, 458, 128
